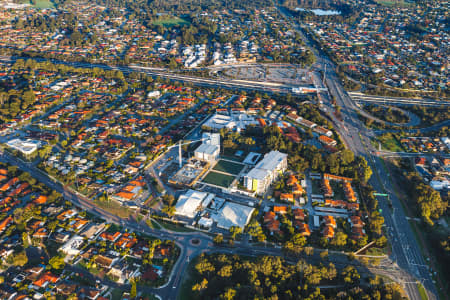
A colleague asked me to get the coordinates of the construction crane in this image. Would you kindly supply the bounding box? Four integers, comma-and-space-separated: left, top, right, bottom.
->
167, 137, 210, 169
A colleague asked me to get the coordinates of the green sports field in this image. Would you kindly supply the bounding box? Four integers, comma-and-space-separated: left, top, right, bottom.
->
202, 171, 235, 188
152, 17, 190, 27
31, 0, 55, 9
212, 160, 244, 175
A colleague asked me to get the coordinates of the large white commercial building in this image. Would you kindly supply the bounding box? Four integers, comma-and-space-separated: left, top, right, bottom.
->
202, 113, 258, 132
194, 133, 220, 163
175, 189, 215, 218
212, 202, 254, 230
244, 151, 288, 195
59, 235, 84, 257
6, 138, 41, 155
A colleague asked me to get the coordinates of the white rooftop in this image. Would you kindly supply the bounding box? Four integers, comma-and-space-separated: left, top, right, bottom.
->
255, 151, 287, 172
246, 167, 270, 181
195, 143, 219, 155
243, 152, 261, 165
6, 138, 41, 155
203, 113, 258, 131
175, 189, 211, 218
212, 202, 254, 230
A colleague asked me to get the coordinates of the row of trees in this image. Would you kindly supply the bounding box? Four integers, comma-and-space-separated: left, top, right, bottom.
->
189, 253, 404, 299
406, 173, 447, 225
0, 74, 36, 122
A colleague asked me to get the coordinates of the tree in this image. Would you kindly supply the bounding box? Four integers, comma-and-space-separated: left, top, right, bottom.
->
375, 236, 387, 247
12, 251, 28, 267
291, 233, 307, 247
38, 145, 52, 160
192, 278, 208, 292
340, 149, 355, 165
195, 256, 215, 276
22, 232, 29, 248
324, 263, 337, 280
162, 194, 175, 206
331, 231, 347, 247
304, 247, 314, 256
356, 156, 372, 183
369, 211, 384, 236
218, 265, 233, 277
320, 250, 329, 260
161, 205, 175, 217
220, 287, 236, 300
342, 266, 360, 285
49, 256, 65, 270
130, 279, 137, 298
414, 183, 447, 224
246, 220, 266, 242
229, 226, 242, 240
213, 234, 223, 245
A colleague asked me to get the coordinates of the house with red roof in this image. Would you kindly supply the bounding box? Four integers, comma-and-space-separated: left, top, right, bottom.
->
33, 272, 59, 289
273, 206, 287, 214
323, 225, 335, 239
323, 215, 336, 228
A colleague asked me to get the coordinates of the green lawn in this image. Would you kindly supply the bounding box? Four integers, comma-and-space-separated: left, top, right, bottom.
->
146, 218, 162, 230
311, 179, 322, 195
152, 17, 190, 27
202, 171, 235, 188
212, 160, 244, 175
377, 134, 404, 152
93, 198, 133, 218
159, 220, 196, 232
31, 0, 55, 8
110, 288, 125, 300
375, 0, 411, 7
417, 283, 428, 300
330, 181, 345, 200
178, 256, 198, 300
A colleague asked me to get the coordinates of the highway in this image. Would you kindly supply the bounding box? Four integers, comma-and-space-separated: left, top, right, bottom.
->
278, 7, 439, 300
349, 92, 450, 107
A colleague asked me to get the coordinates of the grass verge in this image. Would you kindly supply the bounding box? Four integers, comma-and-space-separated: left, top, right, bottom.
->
417, 283, 428, 300
178, 255, 197, 300
93, 198, 133, 218
146, 218, 162, 230
159, 220, 196, 232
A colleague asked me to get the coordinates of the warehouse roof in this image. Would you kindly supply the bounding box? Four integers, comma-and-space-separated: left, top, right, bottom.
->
175, 189, 213, 218
212, 202, 254, 229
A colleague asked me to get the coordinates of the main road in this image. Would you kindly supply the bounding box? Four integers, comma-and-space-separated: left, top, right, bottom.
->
278, 7, 438, 300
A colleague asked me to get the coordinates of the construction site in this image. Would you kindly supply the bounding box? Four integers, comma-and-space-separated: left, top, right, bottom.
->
168, 158, 209, 187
